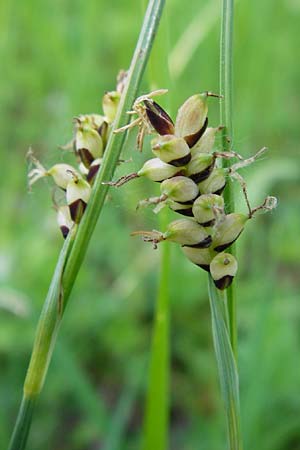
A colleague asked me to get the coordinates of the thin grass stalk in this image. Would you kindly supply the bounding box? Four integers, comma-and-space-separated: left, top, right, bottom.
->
8, 2, 165, 449
219, 0, 237, 357
206, 0, 243, 448
208, 276, 242, 450
142, 8, 171, 449
142, 230, 170, 450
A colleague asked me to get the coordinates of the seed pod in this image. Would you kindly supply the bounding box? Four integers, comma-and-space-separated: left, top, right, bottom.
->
198, 168, 227, 195
144, 99, 175, 135
138, 158, 181, 182
168, 200, 194, 217
191, 126, 223, 157
151, 135, 191, 166
77, 114, 105, 132
102, 90, 121, 123
186, 153, 215, 183
181, 246, 216, 271
27, 150, 81, 189
210, 252, 238, 290
90, 114, 106, 130
98, 120, 109, 147
66, 177, 91, 223
57, 206, 74, 238
163, 219, 212, 247
75, 127, 103, 168
160, 176, 199, 203
175, 93, 209, 147
87, 158, 102, 185
192, 194, 224, 226
212, 213, 248, 252
78, 162, 89, 176
47, 164, 81, 190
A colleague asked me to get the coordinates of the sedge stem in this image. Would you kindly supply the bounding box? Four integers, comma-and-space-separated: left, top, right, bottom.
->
219, 0, 237, 359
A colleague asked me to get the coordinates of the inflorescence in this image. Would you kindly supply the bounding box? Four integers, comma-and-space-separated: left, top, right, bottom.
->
27, 72, 126, 237
109, 89, 277, 290
27, 78, 276, 291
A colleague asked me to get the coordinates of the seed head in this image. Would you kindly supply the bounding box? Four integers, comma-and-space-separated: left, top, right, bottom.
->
186, 153, 215, 183
138, 158, 181, 182
163, 219, 212, 247
66, 177, 91, 223
210, 252, 238, 290
198, 168, 227, 195
212, 213, 248, 252
102, 90, 121, 123
181, 246, 216, 271
191, 126, 223, 157
144, 99, 175, 135
160, 176, 199, 203
75, 126, 103, 168
56, 206, 74, 239
192, 194, 224, 226
47, 164, 81, 190
151, 135, 191, 166
175, 93, 210, 147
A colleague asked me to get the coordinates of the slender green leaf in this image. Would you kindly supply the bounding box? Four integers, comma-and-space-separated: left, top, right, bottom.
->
208, 276, 242, 450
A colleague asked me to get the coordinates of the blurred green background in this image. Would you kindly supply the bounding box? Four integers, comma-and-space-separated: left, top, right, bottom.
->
1, 0, 300, 449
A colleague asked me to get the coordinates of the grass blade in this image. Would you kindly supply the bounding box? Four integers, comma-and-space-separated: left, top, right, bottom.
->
208, 276, 242, 450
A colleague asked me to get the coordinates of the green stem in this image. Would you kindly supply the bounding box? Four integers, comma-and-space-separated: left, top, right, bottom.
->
142, 6, 170, 448
142, 232, 170, 450
8, 2, 165, 449
211, 1, 243, 448
8, 397, 36, 450
208, 276, 242, 450
219, 0, 237, 359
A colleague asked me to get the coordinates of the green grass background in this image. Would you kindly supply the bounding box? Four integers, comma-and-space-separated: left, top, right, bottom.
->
1, 0, 300, 448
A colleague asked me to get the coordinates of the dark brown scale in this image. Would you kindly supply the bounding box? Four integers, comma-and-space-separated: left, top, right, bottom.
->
60, 226, 69, 239
144, 100, 175, 135
184, 116, 208, 148
213, 275, 234, 290
176, 195, 199, 206
196, 263, 210, 272
98, 121, 108, 147
172, 207, 194, 217
169, 153, 191, 167
182, 235, 212, 249
78, 148, 94, 168
213, 232, 242, 252
69, 199, 87, 223
189, 161, 215, 183
87, 163, 100, 184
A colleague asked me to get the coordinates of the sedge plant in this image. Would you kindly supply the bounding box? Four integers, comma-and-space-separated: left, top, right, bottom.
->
8, 1, 166, 449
